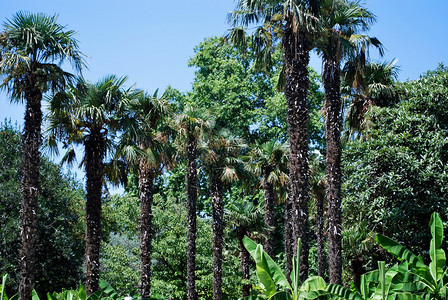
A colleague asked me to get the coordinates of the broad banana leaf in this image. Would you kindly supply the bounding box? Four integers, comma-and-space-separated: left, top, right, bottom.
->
270, 291, 290, 300
1, 274, 7, 300
326, 283, 362, 300
32, 290, 40, 300
429, 212, 445, 282
296, 276, 327, 299
243, 236, 291, 296
376, 235, 426, 269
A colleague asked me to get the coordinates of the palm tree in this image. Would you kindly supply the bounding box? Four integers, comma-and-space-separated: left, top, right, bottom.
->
201, 129, 245, 300
229, 0, 322, 281
309, 154, 326, 278
244, 140, 288, 257
46, 75, 134, 294
0, 12, 84, 299
117, 90, 171, 300
225, 201, 266, 298
172, 105, 213, 300
342, 59, 399, 138
315, 0, 380, 283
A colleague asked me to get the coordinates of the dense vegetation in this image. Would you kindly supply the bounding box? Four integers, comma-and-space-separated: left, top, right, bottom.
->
0, 3, 447, 300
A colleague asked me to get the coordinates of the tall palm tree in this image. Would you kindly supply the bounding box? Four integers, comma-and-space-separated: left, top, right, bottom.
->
201, 129, 245, 300
229, 0, 322, 281
0, 12, 84, 299
244, 140, 288, 257
315, 0, 380, 283
117, 90, 171, 300
225, 201, 266, 298
342, 59, 399, 138
46, 75, 134, 294
172, 105, 213, 300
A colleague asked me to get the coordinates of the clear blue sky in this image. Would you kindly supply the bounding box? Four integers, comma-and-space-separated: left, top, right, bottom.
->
1, 0, 447, 185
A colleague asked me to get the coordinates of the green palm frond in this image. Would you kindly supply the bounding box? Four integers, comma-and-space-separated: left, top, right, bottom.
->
0, 11, 86, 101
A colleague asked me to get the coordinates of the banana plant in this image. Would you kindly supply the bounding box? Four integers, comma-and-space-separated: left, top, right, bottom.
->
0, 275, 120, 300
1, 274, 19, 300
47, 280, 120, 300
376, 212, 448, 300
242, 236, 326, 300
326, 260, 421, 300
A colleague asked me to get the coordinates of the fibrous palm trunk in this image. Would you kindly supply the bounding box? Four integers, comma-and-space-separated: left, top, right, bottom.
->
84, 131, 105, 295
139, 162, 154, 300
284, 194, 293, 282
238, 230, 251, 297
283, 24, 312, 282
19, 73, 42, 300
315, 187, 326, 278
323, 53, 343, 284
211, 170, 224, 300
186, 135, 198, 300
263, 168, 275, 257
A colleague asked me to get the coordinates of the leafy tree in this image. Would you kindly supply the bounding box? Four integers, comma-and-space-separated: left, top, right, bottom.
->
188, 37, 272, 144
315, 0, 380, 283
0, 122, 84, 297
0, 12, 84, 298
47, 75, 135, 294
343, 65, 448, 256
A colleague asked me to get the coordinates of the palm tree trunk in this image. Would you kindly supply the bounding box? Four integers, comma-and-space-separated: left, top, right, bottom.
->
284, 194, 293, 282
283, 24, 312, 282
19, 75, 42, 300
84, 131, 105, 295
315, 187, 326, 278
263, 168, 275, 257
211, 170, 224, 300
139, 162, 154, 300
323, 53, 343, 284
186, 135, 198, 300
238, 230, 251, 297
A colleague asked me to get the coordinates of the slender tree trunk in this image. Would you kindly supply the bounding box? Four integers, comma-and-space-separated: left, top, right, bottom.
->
238, 230, 251, 297
263, 168, 275, 257
284, 194, 293, 281
323, 53, 343, 284
283, 23, 312, 282
352, 257, 365, 289
84, 131, 105, 295
139, 162, 154, 300
186, 135, 198, 300
19, 73, 42, 300
315, 187, 326, 278
211, 170, 224, 300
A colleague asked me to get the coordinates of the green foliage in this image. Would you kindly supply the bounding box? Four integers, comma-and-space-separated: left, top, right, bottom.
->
376, 212, 448, 299
101, 190, 244, 299
0, 123, 85, 296
343, 66, 448, 254
46, 280, 120, 300
188, 37, 324, 147
243, 237, 326, 299
1, 274, 19, 300
327, 261, 421, 300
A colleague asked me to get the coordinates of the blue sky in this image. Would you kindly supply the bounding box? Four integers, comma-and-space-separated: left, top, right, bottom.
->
1, 0, 447, 186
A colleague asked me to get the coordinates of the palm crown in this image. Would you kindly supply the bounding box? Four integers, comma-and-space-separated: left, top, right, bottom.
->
0, 11, 85, 100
